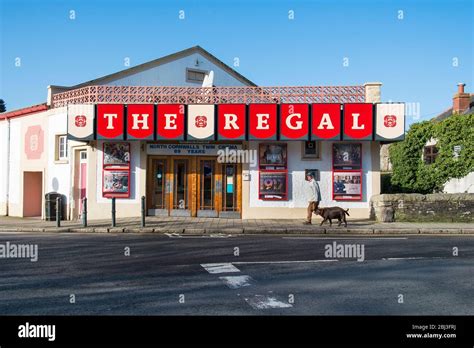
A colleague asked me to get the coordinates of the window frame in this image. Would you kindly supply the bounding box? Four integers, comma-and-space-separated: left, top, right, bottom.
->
55, 134, 69, 162
423, 145, 438, 165
186, 68, 208, 84
301, 140, 321, 160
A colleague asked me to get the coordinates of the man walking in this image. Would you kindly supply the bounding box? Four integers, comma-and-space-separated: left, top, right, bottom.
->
304, 173, 321, 224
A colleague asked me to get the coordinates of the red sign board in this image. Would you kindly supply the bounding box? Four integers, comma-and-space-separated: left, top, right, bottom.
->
97, 104, 125, 140
279, 104, 309, 140
248, 104, 277, 140
68, 102, 402, 142
127, 104, 155, 140
311, 103, 341, 140
156, 104, 185, 140
217, 104, 246, 140
343, 103, 373, 140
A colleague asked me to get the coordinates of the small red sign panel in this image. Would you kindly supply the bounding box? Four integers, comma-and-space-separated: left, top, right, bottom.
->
279, 104, 309, 140
343, 103, 373, 140
311, 103, 341, 140
127, 104, 155, 140
156, 104, 185, 140
248, 104, 277, 140
217, 104, 246, 140
97, 104, 125, 140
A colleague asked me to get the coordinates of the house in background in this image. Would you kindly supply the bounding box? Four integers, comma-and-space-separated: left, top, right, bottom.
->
431, 83, 473, 193
381, 83, 473, 193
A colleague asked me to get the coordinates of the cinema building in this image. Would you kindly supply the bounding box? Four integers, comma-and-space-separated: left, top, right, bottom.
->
0, 46, 405, 221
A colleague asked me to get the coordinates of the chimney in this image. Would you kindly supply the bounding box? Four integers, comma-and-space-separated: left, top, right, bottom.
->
453, 83, 470, 114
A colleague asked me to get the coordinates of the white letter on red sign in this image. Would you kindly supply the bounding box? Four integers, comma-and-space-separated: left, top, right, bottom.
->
286, 113, 303, 130
131, 114, 149, 130
256, 114, 270, 129
164, 114, 177, 129
224, 114, 239, 130
104, 114, 118, 129
352, 113, 365, 130
317, 113, 335, 130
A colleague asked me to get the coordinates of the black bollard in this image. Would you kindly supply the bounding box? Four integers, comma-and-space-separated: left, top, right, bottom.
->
141, 196, 146, 228
56, 196, 61, 228
82, 197, 88, 227
111, 197, 116, 227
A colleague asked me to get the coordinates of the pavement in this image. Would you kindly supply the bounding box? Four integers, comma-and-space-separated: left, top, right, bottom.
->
0, 216, 473, 234
0, 232, 472, 315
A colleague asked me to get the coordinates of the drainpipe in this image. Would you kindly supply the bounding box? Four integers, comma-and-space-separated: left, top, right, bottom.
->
5, 118, 11, 216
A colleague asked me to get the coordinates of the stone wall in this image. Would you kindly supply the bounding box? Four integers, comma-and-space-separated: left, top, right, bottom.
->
370, 193, 474, 222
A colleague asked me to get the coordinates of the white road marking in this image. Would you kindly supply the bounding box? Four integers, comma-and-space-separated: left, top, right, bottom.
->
165, 233, 234, 239
245, 295, 293, 309
283, 237, 408, 240
381, 256, 445, 260
219, 275, 253, 289
164, 233, 182, 238
201, 263, 241, 274
232, 259, 338, 265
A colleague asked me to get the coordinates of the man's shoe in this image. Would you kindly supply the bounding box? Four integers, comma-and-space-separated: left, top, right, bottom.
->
303, 221, 312, 225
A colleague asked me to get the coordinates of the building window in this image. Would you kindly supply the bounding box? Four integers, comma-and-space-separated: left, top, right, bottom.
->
186, 68, 206, 83
301, 141, 321, 160
423, 145, 438, 164
56, 135, 68, 161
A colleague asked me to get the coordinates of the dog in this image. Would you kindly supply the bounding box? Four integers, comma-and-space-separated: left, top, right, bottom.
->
315, 207, 350, 227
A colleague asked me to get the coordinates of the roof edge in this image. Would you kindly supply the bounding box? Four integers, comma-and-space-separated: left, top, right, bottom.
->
0, 103, 49, 120
68, 46, 257, 89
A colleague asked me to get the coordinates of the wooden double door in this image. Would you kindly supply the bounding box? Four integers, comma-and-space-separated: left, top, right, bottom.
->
147, 156, 241, 218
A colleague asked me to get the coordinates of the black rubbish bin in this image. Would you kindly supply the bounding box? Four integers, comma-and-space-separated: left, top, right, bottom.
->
45, 192, 66, 221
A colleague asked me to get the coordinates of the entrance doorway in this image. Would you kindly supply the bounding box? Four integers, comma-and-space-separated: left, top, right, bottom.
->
147, 156, 241, 218
23, 171, 43, 217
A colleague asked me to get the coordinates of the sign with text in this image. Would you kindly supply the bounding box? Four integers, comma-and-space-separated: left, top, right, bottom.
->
343, 103, 373, 140
156, 104, 185, 140
147, 143, 242, 156
67, 102, 404, 142
248, 104, 277, 140
217, 104, 246, 140
97, 104, 125, 140
127, 104, 155, 140
311, 103, 341, 140
279, 104, 309, 140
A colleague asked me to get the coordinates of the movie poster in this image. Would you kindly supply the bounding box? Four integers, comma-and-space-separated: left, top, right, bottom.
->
332, 143, 362, 170
333, 171, 362, 200
259, 171, 287, 200
259, 143, 287, 168
103, 171, 130, 195
103, 142, 131, 167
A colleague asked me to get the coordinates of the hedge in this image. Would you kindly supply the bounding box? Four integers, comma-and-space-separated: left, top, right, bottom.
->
389, 113, 474, 194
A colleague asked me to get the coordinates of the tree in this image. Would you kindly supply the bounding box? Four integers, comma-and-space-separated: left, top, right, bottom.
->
0, 99, 5, 113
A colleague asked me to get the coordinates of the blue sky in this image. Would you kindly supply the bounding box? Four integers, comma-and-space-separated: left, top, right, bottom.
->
1, 0, 472, 125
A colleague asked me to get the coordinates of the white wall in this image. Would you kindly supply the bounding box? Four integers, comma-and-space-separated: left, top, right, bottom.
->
46, 110, 71, 206
248, 141, 372, 209
443, 172, 474, 193
100, 53, 247, 87
0, 120, 8, 214
8, 120, 21, 207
